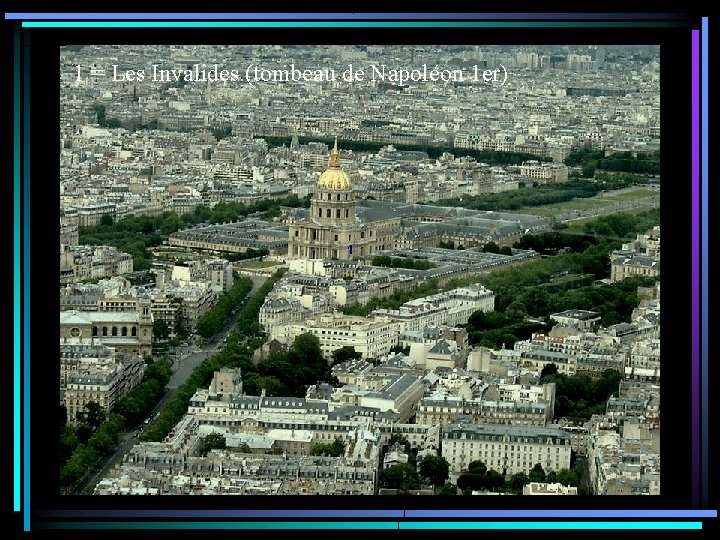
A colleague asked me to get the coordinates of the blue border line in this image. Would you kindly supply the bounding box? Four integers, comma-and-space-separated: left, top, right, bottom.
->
700, 16, 708, 508
37, 521, 704, 531
691, 29, 700, 509
21, 21, 682, 28
22, 28, 31, 532
5, 12, 686, 20
13, 24, 21, 515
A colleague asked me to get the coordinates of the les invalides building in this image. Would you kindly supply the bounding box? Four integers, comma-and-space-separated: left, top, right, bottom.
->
287, 141, 401, 260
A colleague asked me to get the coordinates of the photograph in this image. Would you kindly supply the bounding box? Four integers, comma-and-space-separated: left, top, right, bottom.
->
57, 43, 662, 498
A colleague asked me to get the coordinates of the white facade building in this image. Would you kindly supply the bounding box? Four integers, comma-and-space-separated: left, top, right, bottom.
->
442, 422, 572, 476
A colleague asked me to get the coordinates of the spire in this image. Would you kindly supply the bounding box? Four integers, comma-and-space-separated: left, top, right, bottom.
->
329, 137, 340, 168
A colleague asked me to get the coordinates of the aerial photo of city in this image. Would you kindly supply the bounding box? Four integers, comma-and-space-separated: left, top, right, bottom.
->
59, 44, 661, 496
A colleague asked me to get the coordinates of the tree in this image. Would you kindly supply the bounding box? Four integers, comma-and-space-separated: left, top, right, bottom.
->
106, 117, 123, 128
482, 241, 500, 254
466, 310, 487, 331
509, 472, 530, 491
379, 463, 420, 491
237, 442, 252, 454
418, 455, 450, 487
291, 332, 324, 367
59, 425, 80, 465
92, 103, 106, 126
556, 468, 580, 487
467, 460, 488, 476
529, 463, 546, 483
456, 460, 489, 492
540, 363, 558, 379
76, 401, 106, 430
505, 299, 528, 320
434, 483, 458, 495
388, 434, 411, 453
153, 319, 171, 342
331, 346, 362, 366
582, 161, 597, 178
456, 472, 485, 492
310, 437, 346, 457
389, 344, 410, 355
198, 433, 226, 456
485, 470, 506, 491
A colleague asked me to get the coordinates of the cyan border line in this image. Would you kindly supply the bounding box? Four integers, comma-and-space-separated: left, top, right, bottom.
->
38, 510, 718, 518
22, 27, 31, 533
700, 16, 708, 508
691, 29, 700, 510
5, 12, 688, 20
399, 522, 703, 530
37, 521, 703, 531
405, 510, 717, 518
21, 21, 683, 28
13, 24, 21, 514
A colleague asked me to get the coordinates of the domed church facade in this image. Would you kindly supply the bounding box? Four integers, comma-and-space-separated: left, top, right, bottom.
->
287, 140, 401, 260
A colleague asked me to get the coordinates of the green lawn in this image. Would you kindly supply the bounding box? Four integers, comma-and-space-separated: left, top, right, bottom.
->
522, 187, 659, 217
236, 260, 284, 269
562, 207, 656, 234
523, 198, 610, 216
597, 188, 659, 201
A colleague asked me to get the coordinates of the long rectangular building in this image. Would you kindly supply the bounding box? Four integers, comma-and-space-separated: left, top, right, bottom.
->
373, 286, 495, 334
270, 313, 400, 360
441, 422, 572, 476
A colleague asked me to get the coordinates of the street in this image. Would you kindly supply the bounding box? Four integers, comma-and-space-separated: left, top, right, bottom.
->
78, 274, 268, 493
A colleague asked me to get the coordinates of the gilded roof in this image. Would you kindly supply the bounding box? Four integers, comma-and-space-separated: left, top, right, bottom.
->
317, 142, 351, 190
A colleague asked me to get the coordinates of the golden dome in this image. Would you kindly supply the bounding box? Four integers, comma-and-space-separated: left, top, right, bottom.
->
317, 140, 351, 190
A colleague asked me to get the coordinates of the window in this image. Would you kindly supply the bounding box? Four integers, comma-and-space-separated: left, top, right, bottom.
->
336, 209, 341, 218
327, 209, 331, 218
334, 234, 338, 241
295, 230, 299, 237
318, 208, 322, 217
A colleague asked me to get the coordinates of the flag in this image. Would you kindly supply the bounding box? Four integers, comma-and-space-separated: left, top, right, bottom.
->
347, 244, 353, 255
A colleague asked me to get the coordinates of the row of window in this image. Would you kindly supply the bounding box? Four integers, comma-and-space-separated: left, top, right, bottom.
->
317, 208, 352, 219
89, 325, 138, 337
319, 192, 351, 201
